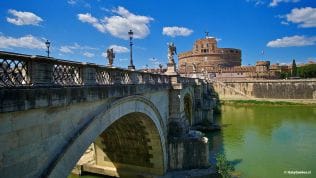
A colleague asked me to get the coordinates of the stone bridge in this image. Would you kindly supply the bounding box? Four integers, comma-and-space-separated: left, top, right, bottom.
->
0, 51, 215, 178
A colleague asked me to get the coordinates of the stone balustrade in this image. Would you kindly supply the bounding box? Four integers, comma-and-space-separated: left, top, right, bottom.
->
0, 51, 170, 87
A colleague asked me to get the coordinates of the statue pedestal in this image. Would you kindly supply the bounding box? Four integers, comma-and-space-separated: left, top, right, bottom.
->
165, 62, 178, 76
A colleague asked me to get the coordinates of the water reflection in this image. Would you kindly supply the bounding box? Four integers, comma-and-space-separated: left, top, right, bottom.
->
207, 105, 316, 178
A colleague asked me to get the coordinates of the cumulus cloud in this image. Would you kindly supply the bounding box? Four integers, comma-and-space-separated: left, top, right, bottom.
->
59, 46, 73, 53
108, 45, 129, 53
83, 52, 95, 58
281, 21, 290, 25
78, 13, 106, 32
67, 0, 77, 5
59, 43, 97, 54
267, 35, 316, 47
78, 6, 153, 39
269, 0, 300, 7
162, 26, 193, 37
0, 34, 46, 49
284, 7, 316, 28
6, 9, 43, 26
246, 0, 265, 6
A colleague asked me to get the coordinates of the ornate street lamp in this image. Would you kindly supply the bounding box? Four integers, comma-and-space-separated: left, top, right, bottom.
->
128, 30, 135, 70
159, 64, 163, 73
45, 40, 51, 57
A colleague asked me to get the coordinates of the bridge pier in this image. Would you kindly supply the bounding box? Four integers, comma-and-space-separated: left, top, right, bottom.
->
166, 76, 212, 171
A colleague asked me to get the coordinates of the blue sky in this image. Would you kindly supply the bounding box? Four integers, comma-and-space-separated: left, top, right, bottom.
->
0, 0, 315, 68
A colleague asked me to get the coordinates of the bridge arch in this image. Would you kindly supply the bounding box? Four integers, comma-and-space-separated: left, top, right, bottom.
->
46, 96, 167, 178
180, 87, 195, 126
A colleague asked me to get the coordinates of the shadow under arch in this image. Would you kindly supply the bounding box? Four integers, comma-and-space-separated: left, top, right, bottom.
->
46, 96, 167, 178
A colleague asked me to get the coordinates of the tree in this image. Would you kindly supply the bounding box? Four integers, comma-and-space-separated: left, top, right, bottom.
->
292, 59, 297, 77
216, 153, 234, 178
291, 59, 297, 77
297, 64, 316, 78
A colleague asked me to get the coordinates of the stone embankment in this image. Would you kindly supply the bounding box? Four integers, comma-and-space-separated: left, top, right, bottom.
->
212, 79, 316, 103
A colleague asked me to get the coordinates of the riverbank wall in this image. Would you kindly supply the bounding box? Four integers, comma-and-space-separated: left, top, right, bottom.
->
211, 79, 316, 100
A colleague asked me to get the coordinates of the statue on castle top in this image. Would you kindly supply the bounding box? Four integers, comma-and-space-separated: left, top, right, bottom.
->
106, 48, 115, 67
168, 42, 177, 64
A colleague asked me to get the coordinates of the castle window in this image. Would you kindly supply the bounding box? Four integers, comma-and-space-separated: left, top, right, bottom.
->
201, 44, 204, 48
206, 43, 209, 47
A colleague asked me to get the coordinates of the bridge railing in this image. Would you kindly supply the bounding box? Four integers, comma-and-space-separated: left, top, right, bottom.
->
0, 51, 170, 87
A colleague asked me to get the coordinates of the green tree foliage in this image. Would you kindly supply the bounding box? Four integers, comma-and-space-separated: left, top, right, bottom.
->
280, 71, 290, 79
297, 64, 316, 78
216, 153, 234, 178
291, 59, 297, 77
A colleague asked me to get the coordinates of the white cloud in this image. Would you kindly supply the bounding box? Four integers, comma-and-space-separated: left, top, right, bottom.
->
285, 7, 316, 28
59, 43, 97, 53
6, 9, 43, 26
162, 26, 193, 37
78, 13, 106, 32
246, 0, 265, 6
83, 52, 95, 58
67, 0, 77, 5
281, 21, 290, 25
269, 0, 300, 7
0, 34, 45, 49
101, 51, 107, 58
78, 6, 153, 39
59, 46, 74, 53
267, 35, 316, 47
108, 45, 129, 53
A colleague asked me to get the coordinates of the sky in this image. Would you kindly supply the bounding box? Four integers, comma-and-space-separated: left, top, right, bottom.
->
0, 0, 315, 69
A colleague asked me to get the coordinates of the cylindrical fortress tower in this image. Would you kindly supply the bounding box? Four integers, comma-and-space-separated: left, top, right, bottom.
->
178, 37, 241, 74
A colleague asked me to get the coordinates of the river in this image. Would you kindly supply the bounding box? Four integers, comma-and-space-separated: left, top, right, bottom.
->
70, 104, 316, 178
207, 104, 316, 178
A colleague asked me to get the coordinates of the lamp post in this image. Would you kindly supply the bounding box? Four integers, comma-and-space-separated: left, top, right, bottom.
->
159, 64, 163, 73
128, 30, 135, 70
45, 40, 50, 57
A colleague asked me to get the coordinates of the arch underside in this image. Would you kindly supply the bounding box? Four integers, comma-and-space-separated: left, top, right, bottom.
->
93, 112, 164, 177
47, 96, 166, 178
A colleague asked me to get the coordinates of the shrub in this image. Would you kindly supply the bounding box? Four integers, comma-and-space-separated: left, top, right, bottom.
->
216, 153, 234, 178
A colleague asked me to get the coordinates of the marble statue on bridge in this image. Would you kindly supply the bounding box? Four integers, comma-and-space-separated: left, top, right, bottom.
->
168, 42, 177, 64
165, 42, 178, 75
106, 48, 115, 67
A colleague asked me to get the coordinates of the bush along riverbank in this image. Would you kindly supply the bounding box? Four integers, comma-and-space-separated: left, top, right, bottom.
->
220, 99, 316, 106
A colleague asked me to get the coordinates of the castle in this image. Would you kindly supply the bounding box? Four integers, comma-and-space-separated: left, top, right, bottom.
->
177, 36, 291, 80
178, 36, 241, 74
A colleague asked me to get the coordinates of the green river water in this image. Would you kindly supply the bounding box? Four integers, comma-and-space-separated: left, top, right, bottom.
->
208, 104, 316, 178
70, 104, 316, 178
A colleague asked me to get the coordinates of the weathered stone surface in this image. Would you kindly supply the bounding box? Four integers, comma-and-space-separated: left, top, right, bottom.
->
213, 79, 316, 99
168, 136, 209, 170
0, 78, 214, 178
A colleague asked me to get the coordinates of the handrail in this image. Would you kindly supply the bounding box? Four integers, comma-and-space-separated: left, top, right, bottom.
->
0, 51, 171, 87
